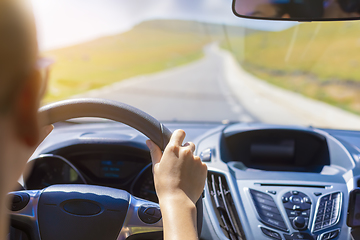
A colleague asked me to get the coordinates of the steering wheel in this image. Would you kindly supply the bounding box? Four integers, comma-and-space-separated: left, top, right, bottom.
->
8, 98, 203, 240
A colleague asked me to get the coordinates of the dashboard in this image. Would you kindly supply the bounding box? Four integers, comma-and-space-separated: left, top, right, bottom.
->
26, 131, 158, 203
23, 121, 360, 240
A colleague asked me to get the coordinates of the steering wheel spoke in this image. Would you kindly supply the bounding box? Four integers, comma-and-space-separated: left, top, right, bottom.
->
8, 186, 162, 240
8, 190, 42, 240
119, 196, 163, 239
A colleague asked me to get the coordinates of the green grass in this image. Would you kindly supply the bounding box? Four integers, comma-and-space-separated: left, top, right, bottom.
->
241, 64, 360, 114
240, 21, 360, 81
42, 20, 212, 104
224, 21, 360, 114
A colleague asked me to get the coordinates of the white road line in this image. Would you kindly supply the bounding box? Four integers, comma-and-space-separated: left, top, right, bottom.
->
219, 44, 360, 130
73, 42, 360, 130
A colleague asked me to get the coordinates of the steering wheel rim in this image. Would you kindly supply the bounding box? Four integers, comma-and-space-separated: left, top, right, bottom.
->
39, 98, 172, 151
29, 98, 203, 239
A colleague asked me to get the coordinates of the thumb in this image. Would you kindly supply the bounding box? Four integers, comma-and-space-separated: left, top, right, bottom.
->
146, 140, 162, 165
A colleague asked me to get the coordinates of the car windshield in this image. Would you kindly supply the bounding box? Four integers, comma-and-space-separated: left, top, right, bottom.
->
32, 0, 360, 130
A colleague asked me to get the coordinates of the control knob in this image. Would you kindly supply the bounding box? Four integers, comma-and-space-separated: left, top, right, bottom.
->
293, 216, 306, 230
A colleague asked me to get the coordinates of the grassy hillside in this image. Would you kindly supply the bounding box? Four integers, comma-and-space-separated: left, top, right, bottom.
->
226, 21, 360, 114
42, 20, 213, 103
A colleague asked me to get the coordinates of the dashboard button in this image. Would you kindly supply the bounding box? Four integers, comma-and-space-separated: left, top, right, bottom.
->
145, 208, 155, 216
286, 209, 299, 217
259, 210, 284, 222
315, 215, 323, 222
250, 189, 272, 201
332, 192, 340, 199
325, 207, 332, 214
7, 193, 30, 212
322, 233, 330, 239
261, 216, 287, 230
319, 201, 326, 208
13, 195, 22, 204
333, 200, 340, 209
250, 189, 287, 230
331, 209, 339, 217
267, 190, 277, 195
320, 229, 340, 240
324, 213, 331, 220
199, 149, 212, 162
321, 195, 330, 202
314, 192, 322, 196
292, 191, 299, 195
257, 203, 281, 214
292, 205, 301, 210
323, 220, 330, 227
260, 227, 281, 240
332, 204, 340, 213
282, 196, 289, 203
301, 210, 310, 217
284, 232, 314, 240
317, 207, 325, 215
329, 229, 339, 238
254, 197, 278, 208
330, 217, 337, 224
138, 205, 162, 224
290, 196, 303, 204
292, 216, 306, 230
314, 223, 322, 231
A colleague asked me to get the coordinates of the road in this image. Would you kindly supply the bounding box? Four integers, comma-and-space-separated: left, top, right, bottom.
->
76, 44, 254, 123
76, 43, 360, 130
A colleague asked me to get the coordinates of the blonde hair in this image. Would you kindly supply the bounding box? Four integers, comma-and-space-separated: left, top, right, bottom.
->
0, 0, 38, 113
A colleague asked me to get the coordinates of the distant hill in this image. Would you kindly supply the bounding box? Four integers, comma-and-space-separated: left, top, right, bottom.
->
43, 19, 254, 103
135, 19, 257, 36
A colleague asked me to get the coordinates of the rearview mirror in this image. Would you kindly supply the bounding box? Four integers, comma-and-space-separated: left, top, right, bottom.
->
232, 0, 360, 21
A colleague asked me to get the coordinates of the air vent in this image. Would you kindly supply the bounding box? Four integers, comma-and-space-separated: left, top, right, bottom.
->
207, 171, 246, 240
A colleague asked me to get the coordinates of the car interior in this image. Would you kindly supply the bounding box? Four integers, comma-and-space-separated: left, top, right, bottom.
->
7, 0, 360, 240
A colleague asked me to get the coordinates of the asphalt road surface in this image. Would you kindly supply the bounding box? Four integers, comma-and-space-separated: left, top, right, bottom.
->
77, 44, 254, 123
77, 43, 360, 130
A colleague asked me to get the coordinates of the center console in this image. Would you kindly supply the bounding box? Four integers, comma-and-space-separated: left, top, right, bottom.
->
282, 191, 312, 230
197, 124, 354, 240
248, 187, 343, 240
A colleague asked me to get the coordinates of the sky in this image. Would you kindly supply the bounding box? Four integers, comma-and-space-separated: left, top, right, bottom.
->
30, 0, 297, 51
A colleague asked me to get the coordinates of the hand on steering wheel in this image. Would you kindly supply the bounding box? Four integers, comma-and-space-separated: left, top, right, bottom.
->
8, 98, 206, 240
147, 129, 207, 239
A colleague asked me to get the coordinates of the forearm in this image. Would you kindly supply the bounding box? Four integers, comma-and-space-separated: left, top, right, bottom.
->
147, 131, 207, 240
159, 195, 198, 240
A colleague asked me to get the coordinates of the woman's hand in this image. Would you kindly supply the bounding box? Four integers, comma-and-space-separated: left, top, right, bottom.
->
146, 129, 207, 240
146, 129, 207, 205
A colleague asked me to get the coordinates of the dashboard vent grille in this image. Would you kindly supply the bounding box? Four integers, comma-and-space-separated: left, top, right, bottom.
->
207, 171, 245, 240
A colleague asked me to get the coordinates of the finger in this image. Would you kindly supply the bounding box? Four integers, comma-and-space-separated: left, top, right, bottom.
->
146, 140, 162, 165
169, 129, 186, 146
183, 142, 195, 153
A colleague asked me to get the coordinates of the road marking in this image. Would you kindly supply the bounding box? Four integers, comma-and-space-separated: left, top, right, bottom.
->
217, 72, 253, 123
205, 43, 256, 123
